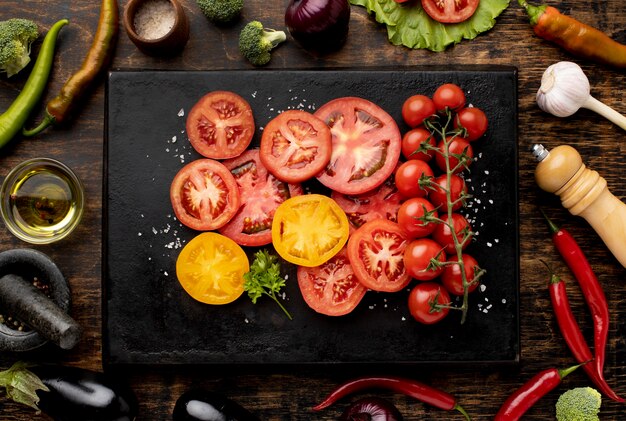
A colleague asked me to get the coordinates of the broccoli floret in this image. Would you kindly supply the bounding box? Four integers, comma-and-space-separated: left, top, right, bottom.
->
556, 387, 602, 421
238, 21, 286, 67
0, 18, 38, 78
196, 0, 243, 25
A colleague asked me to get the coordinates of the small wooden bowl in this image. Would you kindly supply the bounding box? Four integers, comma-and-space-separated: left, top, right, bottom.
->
123, 0, 189, 56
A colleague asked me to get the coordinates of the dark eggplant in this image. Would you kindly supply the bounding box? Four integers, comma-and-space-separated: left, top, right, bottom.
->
340, 397, 403, 421
285, 0, 350, 53
0, 362, 138, 421
173, 389, 260, 421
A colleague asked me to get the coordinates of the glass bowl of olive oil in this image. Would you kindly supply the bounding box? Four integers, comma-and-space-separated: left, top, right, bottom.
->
1, 158, 84, 244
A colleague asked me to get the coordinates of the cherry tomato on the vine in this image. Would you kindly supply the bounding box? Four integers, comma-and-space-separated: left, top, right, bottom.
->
441, 254, 481, 296
394, 160, 434, 199
397, 197, 438, 239
428, 174, 467, 212
433, 83, 466, 112
401, 127, 437, 162
404, 238, 446, 281
402, 95, 436, 128
432, 213, 472, 254
454, 107, 488, 141
408, 282, 451, 324
436, 137, 474, 174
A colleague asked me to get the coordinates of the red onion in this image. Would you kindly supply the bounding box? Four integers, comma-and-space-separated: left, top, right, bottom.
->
340, 397, 404, 421
284, 0, 350, 53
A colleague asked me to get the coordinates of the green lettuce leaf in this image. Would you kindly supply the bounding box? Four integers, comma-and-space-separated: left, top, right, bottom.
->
350, 0, 510, 52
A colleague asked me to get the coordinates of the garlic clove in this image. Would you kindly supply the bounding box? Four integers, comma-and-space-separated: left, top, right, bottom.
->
536, 61, 590, 118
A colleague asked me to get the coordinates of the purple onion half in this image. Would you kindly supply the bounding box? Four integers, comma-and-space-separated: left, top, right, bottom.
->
340, 397, 404, 421
285, 0, 350, 53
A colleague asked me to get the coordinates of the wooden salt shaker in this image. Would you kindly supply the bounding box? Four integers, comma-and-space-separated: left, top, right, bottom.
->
533, 144, 626, 267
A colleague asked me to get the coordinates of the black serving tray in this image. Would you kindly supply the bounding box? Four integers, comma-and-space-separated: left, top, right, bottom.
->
104, 68, 519, 367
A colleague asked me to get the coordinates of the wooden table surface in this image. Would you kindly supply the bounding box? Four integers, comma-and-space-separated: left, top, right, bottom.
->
2, 0, 626, 419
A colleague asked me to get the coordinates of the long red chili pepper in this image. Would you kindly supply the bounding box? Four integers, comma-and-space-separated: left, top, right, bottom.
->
312, 376, 470, 420
518, 0, 626, 68
542, 213, 622, 402
23, 0, 118, 136
494, 364, 580, 421
547, 269, 623, 402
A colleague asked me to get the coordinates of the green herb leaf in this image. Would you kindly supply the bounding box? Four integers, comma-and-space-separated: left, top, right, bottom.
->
243, 250, 292, 320
349, 0, 510, 52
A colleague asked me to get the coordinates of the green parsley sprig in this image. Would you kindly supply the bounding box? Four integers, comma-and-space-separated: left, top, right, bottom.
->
243, 250, 292, 320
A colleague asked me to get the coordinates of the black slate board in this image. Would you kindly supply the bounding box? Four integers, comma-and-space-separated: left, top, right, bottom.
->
104, 68, 519, 367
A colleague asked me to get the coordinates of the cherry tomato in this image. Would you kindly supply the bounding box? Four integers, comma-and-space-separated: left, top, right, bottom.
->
408, 282, 451, 324
432, 83, 466, 112
260, 110, 332, 183
347, 219, 410, 293
401, 127, 437, 162
401, 95, 436, 128
454, 107, 488, 141
186, 91, 255, 159
397, 197, 438, 239
432, 213, 472, 254
314, 97, 402, 195
436, 137, 474, 174
176, 232, 249, 305
331, 175, 403, 233
421, 0, 479, 24
272, 194, 349, 267
428, 174, 467, 212
297, 247, 367, 316
403, 238, 446, 281
170, 159, 241, 231
394, 160, 434, 199
441, 254, 480, 296
219, 149, 303, 246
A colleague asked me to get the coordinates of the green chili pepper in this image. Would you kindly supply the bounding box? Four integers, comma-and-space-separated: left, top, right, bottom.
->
23, 0, 118, 136
0, 19, 68, 150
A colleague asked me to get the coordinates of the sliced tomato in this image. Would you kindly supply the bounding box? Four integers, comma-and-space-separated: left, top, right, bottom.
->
347, 219, 410, 293
176, 232, 249, 305
297, 247, 367, 316
314, 97, 402, 195
272, 194, 349, 267
421, 0, 479, 24
260, 110, 332, 183
170, 159, 241, 231
219, 149, 303, 246
331, 174, 403, 233
186, 91, 255, 159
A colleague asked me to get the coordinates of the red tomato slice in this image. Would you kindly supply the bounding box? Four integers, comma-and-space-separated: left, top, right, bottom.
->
260, 110, 332, 183
331, 175, 403, 233
421, 0, 479, 24
297, 247, 367, 316
219, 149, 303, 246
347, 219, 410, 293
170, 159, 241, 231
186, 91, 255, 159
314, 97, 402, 195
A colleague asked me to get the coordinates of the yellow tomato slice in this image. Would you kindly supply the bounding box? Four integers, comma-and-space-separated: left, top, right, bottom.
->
176, 232, 249, 304
272, 194, 349, 267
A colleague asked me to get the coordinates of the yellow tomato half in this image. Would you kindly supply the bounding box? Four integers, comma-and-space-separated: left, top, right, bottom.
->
176, 232, 249, 305
271, 194, 349, 267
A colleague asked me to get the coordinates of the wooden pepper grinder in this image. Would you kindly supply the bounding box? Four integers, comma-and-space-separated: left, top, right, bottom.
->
533, 144, 626, 268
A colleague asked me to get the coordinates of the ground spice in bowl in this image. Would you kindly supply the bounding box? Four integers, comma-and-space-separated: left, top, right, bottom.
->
133, 0, 176, 40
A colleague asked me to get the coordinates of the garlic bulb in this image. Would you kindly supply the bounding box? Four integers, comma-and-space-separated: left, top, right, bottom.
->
536, 61, 590, 117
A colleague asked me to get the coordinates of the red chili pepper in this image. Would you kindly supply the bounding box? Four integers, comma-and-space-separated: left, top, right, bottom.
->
542, 212, 623, 402
312, 376, 470, 420
518, 0, 626, 68
494, 364, 580, 421
547, 269, 623, 402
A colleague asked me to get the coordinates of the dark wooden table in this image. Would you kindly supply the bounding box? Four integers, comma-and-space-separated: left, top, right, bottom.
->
2, 0, 626, 419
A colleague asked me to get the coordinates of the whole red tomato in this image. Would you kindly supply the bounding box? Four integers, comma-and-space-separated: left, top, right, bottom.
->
397, 197, 438, 239
404, 238, 446, 281
441, 254, 481, 296
408, 282, 451, 324
428, 174, 467, 212
402, 94, 436, 128
432, 83, 466, 112
394, 160, 434, 199
454, 107, 488, 141
401, 127, 437, 162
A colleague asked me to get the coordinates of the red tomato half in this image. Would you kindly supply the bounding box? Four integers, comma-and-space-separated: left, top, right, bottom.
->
186, 91, 255, 159
297, 248, 367, 316
347, 219, 410, 292
170, 159, 241, 231
260, 110, 332, 183
314, 97, 402, 195
408, 282, 451, 324
219, 149, 303, 246
421, 0, 479, 24
331, 175, 403, 233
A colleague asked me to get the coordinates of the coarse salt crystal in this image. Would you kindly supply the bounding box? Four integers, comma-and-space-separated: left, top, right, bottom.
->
134, 0, 176, 40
